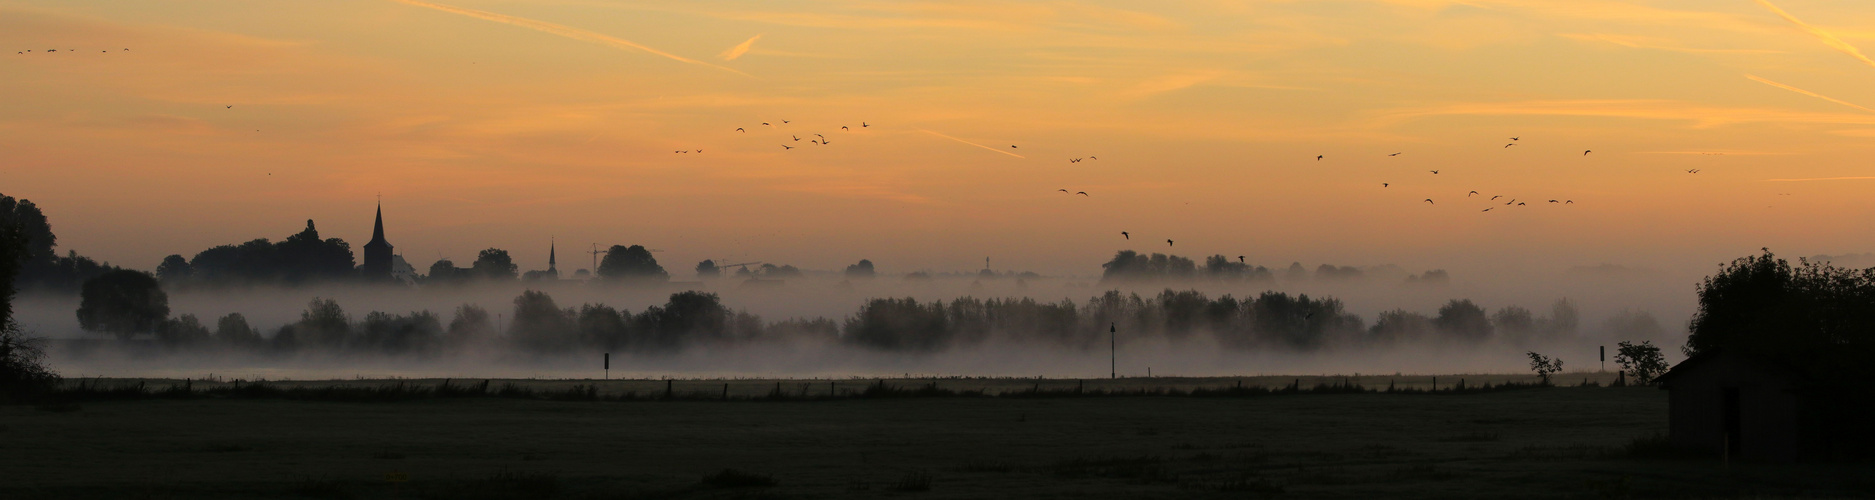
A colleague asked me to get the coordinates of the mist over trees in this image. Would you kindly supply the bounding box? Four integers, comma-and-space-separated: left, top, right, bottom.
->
1, 212, 60, 397
76, 270, 170, 339
845, 259, 876, 278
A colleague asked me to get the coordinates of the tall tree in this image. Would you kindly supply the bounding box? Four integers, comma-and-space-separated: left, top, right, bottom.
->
76, 270, 170, 339
597, 245, 667, 282
471, 248, 518, 281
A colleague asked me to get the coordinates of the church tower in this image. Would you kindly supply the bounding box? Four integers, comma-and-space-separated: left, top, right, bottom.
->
548, 239, 557, 275
362, 202, 394, 280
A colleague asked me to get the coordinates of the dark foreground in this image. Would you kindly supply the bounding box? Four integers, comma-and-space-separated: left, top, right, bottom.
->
3, 385, 1868, 499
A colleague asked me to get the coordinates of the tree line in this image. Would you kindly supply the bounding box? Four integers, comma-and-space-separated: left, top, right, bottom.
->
1099, 250, 1448, 285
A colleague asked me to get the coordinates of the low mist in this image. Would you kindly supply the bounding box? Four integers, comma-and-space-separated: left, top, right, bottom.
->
20, 262, 1700, 380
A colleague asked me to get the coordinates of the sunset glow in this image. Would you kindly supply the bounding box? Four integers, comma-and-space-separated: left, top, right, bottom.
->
5, 0, 1874, 276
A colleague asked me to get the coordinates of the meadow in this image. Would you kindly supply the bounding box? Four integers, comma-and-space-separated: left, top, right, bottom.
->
3, 375, 1869, 499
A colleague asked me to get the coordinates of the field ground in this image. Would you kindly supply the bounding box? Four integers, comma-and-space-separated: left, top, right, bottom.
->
4, 378, 1870, 499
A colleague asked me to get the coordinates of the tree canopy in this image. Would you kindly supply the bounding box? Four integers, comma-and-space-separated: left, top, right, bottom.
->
182, 220, 354, 285
597, 245, 667, 282
76, 270, 170, 338
1686, 249, 1875, 380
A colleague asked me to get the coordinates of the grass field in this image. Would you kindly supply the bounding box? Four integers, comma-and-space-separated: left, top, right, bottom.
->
4, 377, 1870, 499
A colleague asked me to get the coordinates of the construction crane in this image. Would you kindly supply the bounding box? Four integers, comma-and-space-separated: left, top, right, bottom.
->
711, 261, 762, 273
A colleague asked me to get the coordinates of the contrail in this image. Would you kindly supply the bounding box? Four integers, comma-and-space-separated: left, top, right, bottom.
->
1765, 176, 1875, 182
918, 129, 1025, 158
388, 0, 751, 77
720, 34, 761, 61
1745, 74, 1875, 113
1755, 0, 1875, 70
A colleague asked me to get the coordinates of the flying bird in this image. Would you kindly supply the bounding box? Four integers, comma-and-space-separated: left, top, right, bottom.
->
1482, 208, 1492, 212
1059, 189, 1069, 193
1238, 256, 1245, 263
1504, 143, 1516, 148
1687, 169, 1701, 174
1490, 196, 1501, 200
1548, 200, 1559, 203
1510, 137, 1519, 141
226, 105, 232, 109
761, 122, 771, 126
1316, 155, 1324, 161
1583, 150, 1592, 156
1382, 183, 1389, 187
841, 126, 849, 131
781, 144, 793, 150
1088, 156, 1097, 160
735, 128, 745, 132
1565, 200, 1575, 204
1517, 202, 1526, 206
1424, 199, 1435, 204
1011, 145, 1018, 149
1468, 191, 1479, 196
862, 122, 869, 128
1121, 231, 1129, 240
782, 120, 790, 124
1076, 191, 1088, 196
1166, 239, 1174, 247
1429, 170, 1439, 174
1388, 152, 1402, 157
792, 135, 800, 141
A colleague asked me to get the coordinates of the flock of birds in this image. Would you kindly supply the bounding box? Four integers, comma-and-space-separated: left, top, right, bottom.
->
15, 48, 131, 54
1334, 136, 1627, 213
711, 120, 869, 152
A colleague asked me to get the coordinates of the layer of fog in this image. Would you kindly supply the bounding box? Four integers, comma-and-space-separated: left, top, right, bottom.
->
19, 264, 1702, 379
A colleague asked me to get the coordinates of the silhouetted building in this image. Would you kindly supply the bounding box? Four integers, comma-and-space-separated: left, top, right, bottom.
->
1657, 351, 1809, 461
361, 203, 394, 281
523, 240, 561, 282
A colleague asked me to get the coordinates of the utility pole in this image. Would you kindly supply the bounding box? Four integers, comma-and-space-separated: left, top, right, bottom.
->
1109, 322, 1116, 379
1600, 345, 1606, 372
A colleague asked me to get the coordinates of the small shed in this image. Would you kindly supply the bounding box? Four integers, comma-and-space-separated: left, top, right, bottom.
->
1655, 351, 1809, 462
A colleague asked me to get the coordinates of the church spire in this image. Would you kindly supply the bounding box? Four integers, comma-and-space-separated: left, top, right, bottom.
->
549, 238, 557, 272
371, 202, 386, 243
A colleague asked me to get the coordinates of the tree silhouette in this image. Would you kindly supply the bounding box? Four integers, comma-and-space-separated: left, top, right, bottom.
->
156, 254, 192, 284
1432, 299, 1493, 341
695, 259, 720, 279
472, 248, 518, 281
1614, 341, 1667, 384
844, 259, 876, 278
76, 270, 170, 339
597, 245, 667, 282
2, 216, 60, 397
214, 313, 261, 347
157, 314, 211, 346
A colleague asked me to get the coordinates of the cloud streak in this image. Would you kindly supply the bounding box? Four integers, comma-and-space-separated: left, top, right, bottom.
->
917, 129, 1025, 158
1754, 0, 1875, 70
719, 34, 761, 61
387, 0, 751, 77
1745, 74, 1875, 114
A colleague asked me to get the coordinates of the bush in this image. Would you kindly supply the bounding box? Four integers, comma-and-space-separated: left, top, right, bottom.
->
1, 322, 60, 399
1614, 341, 1668, 385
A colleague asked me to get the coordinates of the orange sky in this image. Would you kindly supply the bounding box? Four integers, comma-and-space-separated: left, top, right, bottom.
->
3, 0, 1874, 277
